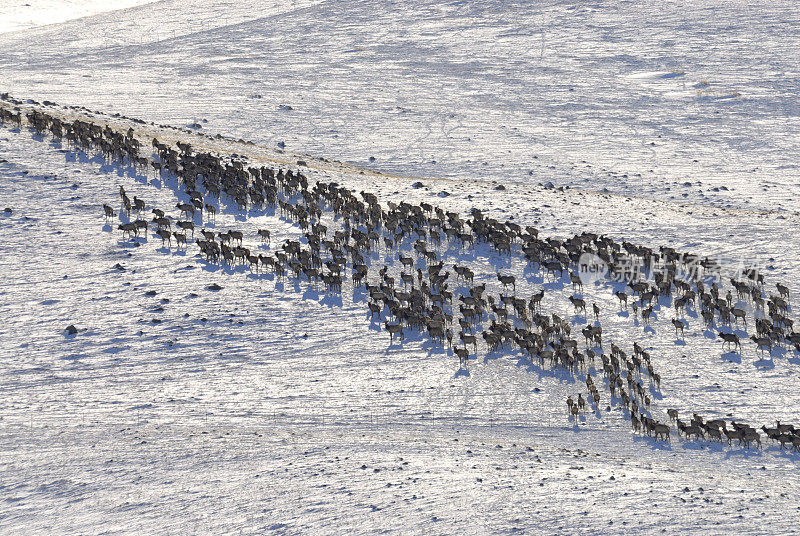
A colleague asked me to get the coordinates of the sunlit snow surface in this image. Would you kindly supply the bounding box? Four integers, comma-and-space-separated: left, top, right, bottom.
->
0, 0, 157, 34
1, 1, 800, 534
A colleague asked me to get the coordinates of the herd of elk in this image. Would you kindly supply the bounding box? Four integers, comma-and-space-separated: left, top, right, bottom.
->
4, 93, 798, 452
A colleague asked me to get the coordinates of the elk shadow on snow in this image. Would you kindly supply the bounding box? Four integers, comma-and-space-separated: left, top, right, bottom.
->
453, 367, 470, 378
721, 351, 741, 364
511, 354, 581, 384
632, 435, 673, 451
753, 357, 775, 370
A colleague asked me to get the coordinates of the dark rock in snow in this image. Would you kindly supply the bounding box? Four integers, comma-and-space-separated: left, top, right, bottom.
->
3, 207, 11, 214
438, 191, 450, 197
207, 283, 224, 291
495, 184, 506, 191
65, 324, 78, 335
412, 181, 424, 189
297, 160, 307, 167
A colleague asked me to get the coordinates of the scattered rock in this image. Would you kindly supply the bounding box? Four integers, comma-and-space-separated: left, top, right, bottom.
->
438, 191, 450, 197
296, 160, 307, 167
113, 263, 125, 270
278, 104, 293, 111
206, 283, 223, 291
65, 324, 78, 335
277, 141, 285, 148
369, 156, 376, 162
494, 184, 506, 191
412, 181, 424, 189
2, 207, 11, 214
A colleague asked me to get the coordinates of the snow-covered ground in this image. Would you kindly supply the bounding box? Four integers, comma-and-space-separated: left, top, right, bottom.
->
0, 0, 157, 34
1, 1, 799, 534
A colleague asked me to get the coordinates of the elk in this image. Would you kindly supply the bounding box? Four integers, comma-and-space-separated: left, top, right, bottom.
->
454, 347, 469, 367
497, 273, 516, 291
529, 289, 544, 312
569, 272, 582, 292
460, 332, 478, 354
176, 202, 195, 218
751, 335, 772, 354
718, 332, 740, 351
174, 232, 187, 248
569, 296, 586, 315
118, 222, 138, 238
385, 322, 404, 342
776, 283, 789, 300
671, 318, 685, 338
176, 221, 194, 237
156, 229, 172, 246
653, 423, 670, 442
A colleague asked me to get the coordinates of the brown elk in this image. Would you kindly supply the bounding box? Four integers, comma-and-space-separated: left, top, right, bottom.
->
497, 273, 516, 291
569, 296, 586, 315
176, 221, 194, 237
118, 222, 138, 238
671, 318, 685, 338
156, 229, 172, 246
176, 202, 195, 218
718, 332, 740, 351
454, 347, 469, 367
385, 322, 404, 342
174, 232, 187, 248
